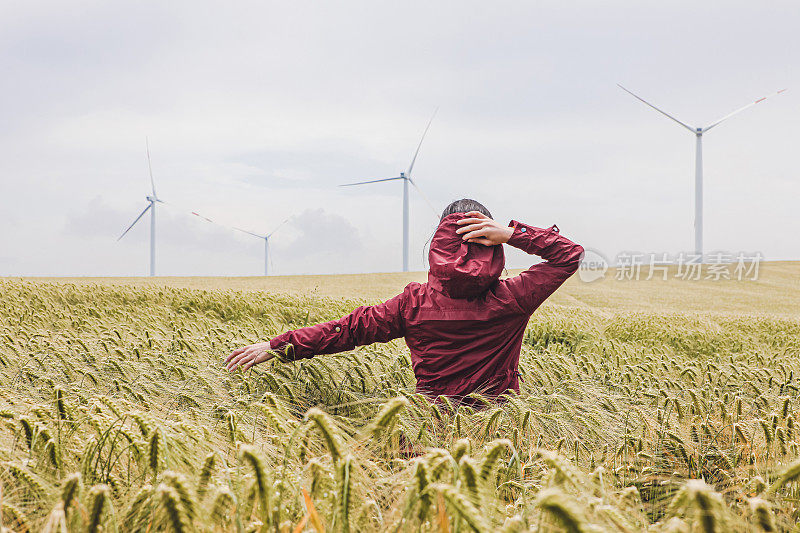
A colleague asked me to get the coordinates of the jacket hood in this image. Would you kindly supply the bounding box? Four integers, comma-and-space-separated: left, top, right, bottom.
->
428, 213, 505, 298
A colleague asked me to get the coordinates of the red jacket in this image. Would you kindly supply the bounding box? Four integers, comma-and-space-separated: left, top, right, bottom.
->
270, 214, 584, 401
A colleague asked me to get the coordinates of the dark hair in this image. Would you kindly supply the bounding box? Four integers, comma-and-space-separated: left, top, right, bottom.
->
440, 199, 492, 222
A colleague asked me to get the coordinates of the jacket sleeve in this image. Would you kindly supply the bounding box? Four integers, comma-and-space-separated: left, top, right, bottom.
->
268, 291, 407, 360
503, 221, 584, 314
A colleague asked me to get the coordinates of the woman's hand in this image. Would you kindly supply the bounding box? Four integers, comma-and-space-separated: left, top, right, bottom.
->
225, 341, 275, 371
455, 211, 513, 246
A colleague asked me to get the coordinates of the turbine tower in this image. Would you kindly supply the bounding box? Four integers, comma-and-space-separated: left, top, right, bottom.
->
118, 139, 161, 276
233, 218, 291, 276
340, 110, 439, 272
618, 85, 785, 258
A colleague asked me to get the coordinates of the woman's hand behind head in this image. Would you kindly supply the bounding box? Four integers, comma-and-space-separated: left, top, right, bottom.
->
455, 211, 513, 246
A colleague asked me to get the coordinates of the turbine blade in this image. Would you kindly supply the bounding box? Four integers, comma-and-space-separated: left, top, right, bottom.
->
267, 217, 292, 238
158, 198, 269, 239
617, 84, 695, 133
703, 88, 787, 132
232, 226, 266, 239
339, 176, 403, 187
407, 107, 439, 178
189, 210, 216, 224
117, 203, 152, 241
160, 199, 219, 226
409, 179, 440, 219
146, 137, 157, 198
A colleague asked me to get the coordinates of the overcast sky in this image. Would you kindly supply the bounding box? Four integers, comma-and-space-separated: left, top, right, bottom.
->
1, 1, 798, 276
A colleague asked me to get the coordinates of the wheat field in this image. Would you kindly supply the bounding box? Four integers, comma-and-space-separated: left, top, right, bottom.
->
1, 262, 799, 532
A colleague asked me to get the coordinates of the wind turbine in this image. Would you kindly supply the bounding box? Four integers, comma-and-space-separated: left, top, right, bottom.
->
618, 85, 785, 258
340, 110, 440, 272
233, 218, 291, 276
118, 138, 161, 276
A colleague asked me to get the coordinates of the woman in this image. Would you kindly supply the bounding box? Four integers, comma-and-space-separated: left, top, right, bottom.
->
225, 199, 584, 402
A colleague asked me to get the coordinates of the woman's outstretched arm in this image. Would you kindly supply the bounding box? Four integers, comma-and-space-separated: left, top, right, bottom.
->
225, 291, 407, 371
